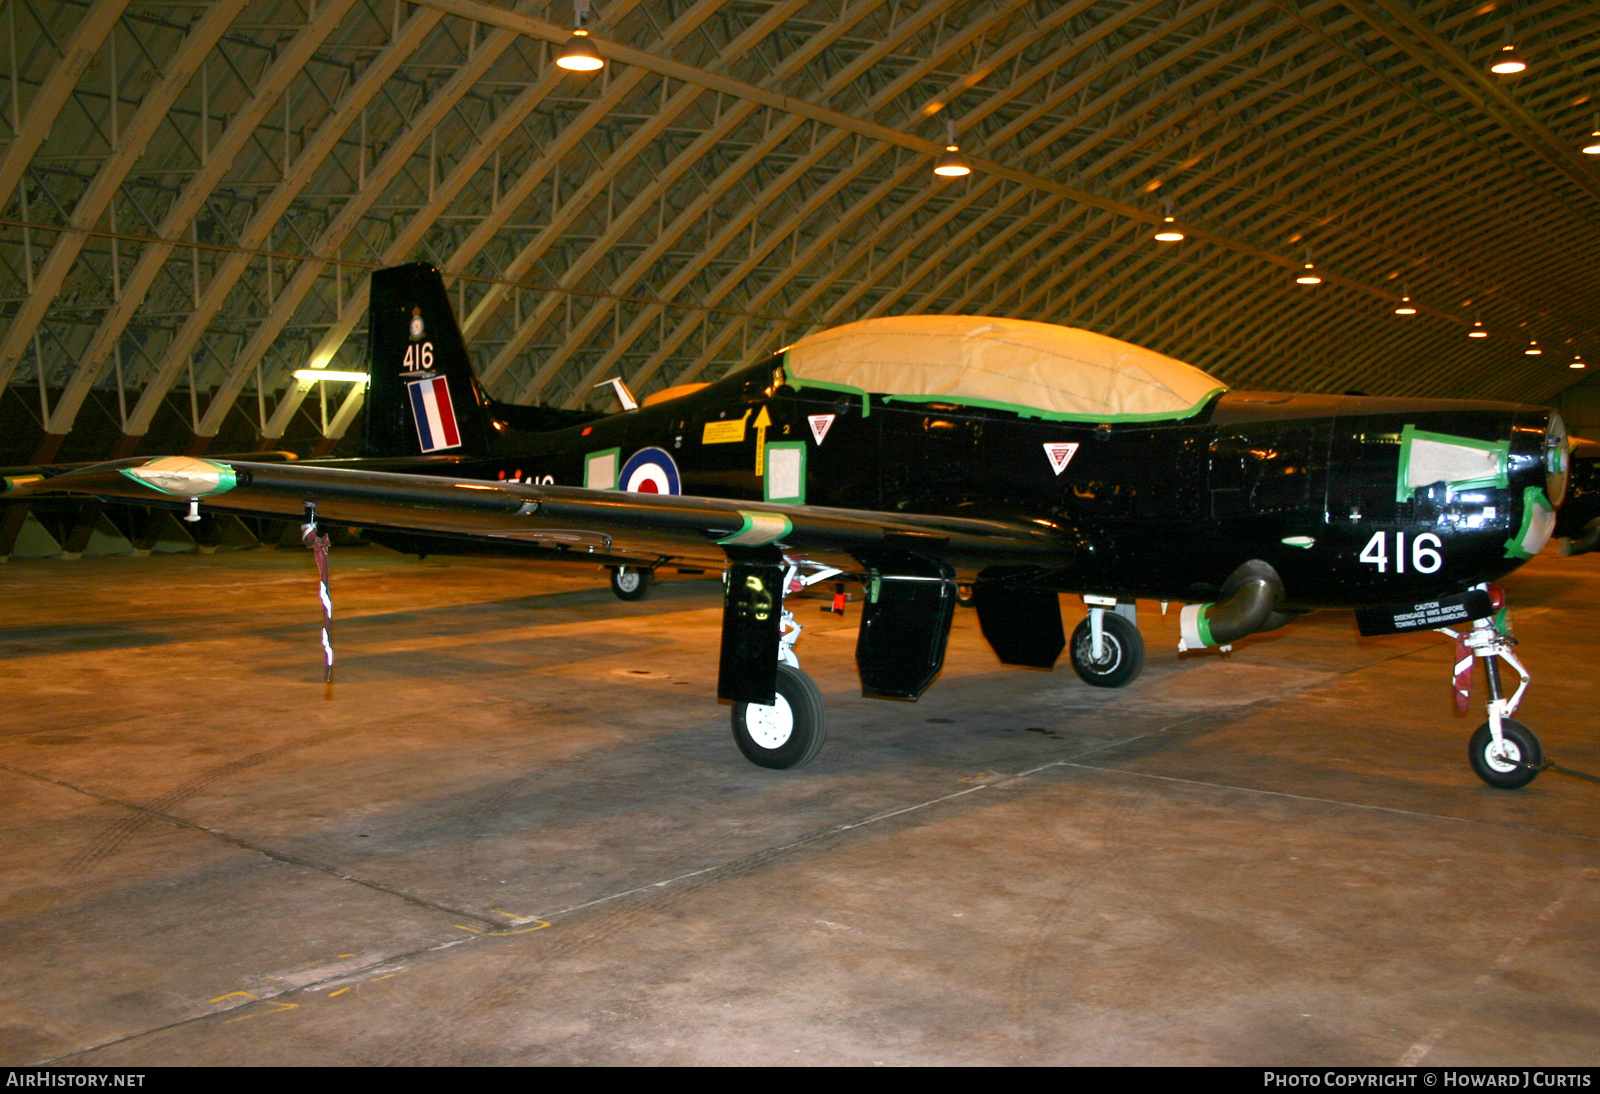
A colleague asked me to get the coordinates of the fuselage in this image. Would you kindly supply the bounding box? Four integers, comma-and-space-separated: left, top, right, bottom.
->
334, 353, 1562, 610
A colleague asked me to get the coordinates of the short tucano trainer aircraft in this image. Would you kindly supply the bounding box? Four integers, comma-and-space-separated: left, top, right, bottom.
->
16, 263, 1574, 788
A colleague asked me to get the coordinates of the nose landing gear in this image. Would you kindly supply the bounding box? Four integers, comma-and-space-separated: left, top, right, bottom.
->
1440, 594, 1541, 789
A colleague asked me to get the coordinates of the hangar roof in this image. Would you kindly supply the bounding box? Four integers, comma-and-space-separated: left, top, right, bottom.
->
0, 1, 1596, 463
784, 315, 1225, 421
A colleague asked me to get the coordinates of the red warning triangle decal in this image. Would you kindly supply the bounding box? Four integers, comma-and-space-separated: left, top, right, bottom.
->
808, 414, 835, 445
1043, 442, 1079, 475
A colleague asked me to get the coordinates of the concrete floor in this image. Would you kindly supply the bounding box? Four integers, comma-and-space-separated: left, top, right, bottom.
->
0, 541, 1596, 1066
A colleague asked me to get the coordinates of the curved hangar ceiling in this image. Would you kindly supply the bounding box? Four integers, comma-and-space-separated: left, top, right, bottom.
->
0, 0, 1596, 461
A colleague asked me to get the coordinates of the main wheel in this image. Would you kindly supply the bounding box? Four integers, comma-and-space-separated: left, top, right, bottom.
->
609, 566, 653, 601
732, 663, 827, 770
1070, 612, 1144, 688
1468, 718, 1543, 789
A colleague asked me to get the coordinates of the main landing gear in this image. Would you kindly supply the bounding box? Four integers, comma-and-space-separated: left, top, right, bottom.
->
1070, 599, 1145, 688
609, 565, 653, 601
733, 663, 828, 769
729, 560, 841, 770
1440, 587, 1543, 789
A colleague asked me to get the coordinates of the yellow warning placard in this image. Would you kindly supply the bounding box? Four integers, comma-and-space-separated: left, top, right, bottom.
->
702, 409, 751, 445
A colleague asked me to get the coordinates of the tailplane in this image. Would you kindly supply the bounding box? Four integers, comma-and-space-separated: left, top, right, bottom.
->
363, 263, 493, 458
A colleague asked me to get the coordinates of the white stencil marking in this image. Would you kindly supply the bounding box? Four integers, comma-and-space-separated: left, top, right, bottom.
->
1043, 442, 1080, 475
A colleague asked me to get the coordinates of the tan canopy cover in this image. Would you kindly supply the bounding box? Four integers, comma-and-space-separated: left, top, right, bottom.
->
783, 315, 1225, 421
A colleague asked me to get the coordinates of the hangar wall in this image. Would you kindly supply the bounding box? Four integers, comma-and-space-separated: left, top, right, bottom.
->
1555, 373, 1600, 441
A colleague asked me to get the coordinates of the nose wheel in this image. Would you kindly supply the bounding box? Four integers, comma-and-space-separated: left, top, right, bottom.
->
1440, 588, 1542, 789
1468, 718, 1543, 790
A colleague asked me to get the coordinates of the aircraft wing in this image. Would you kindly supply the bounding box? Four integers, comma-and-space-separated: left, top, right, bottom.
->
21, 456, 1068, 574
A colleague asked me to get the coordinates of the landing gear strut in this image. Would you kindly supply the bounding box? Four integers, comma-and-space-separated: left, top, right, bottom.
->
1441, 589, 1542, 789
729, 560, 840, 769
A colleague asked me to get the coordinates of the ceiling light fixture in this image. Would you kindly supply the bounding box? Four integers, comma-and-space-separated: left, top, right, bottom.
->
1490, 25, 1525, 75
1469, 315, 1488, 338
1295, 248, 1321, 285
1525, 340, 1542, 355
933, 118, 971, 177
293, 369, 369, 383
1394, 290, 1417, 316
1571, 355, 1586, 370
1153, 197, 1184, 242
556, 0, 604, 72
1490, 43, 1525, 74
1583, 114, 1600, 155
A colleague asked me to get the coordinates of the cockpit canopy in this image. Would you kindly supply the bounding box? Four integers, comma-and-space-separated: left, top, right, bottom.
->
782, 315, 1226, 422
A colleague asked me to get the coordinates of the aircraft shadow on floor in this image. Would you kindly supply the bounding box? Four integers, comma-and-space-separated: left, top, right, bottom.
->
248, 634, 653, 681
247, 580, 720, 646
0, 624, 172, 659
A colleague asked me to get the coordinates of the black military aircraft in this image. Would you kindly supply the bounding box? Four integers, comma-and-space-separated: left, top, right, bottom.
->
18, 263, 1574, 788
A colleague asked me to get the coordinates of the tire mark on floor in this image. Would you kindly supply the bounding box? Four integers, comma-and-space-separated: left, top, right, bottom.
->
59, 731, 354, 876
1, 761, 506, 937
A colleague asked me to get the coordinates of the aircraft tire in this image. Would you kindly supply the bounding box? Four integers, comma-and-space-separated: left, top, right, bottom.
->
732, 664, 827, 770
609, 566, 653, 601
1468, 718, 1543, 789
1069, 612, 1144, 688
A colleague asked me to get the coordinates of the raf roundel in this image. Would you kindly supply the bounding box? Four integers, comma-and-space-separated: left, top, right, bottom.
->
619, 447, 681, 494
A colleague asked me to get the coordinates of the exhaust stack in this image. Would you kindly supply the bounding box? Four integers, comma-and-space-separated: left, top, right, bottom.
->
1179, 559, 1286, 650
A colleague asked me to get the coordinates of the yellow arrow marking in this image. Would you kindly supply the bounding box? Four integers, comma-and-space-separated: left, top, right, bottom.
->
754, 405, 772, 475
223, 1001, 298, 1024
210, 991, 258, 1004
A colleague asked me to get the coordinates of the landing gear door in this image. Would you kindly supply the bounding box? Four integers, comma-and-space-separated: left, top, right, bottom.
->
856, 560, 957, 700
719, 558, 783, 704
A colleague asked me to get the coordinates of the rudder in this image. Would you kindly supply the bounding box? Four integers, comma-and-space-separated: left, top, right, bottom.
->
362, 263, 493, 458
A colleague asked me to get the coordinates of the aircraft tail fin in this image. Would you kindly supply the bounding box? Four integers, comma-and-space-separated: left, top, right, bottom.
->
362, 263, 494, 459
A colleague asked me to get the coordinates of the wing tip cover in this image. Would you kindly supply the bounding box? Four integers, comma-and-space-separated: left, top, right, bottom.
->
117, 456, 239, 498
